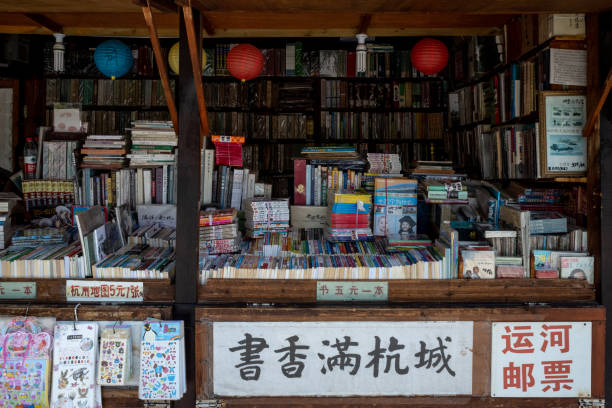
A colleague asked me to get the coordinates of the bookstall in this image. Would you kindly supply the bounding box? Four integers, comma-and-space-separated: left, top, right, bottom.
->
0, 1, 610, 407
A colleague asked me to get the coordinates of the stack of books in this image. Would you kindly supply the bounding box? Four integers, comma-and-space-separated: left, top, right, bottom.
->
127, 121, 177, 166
80, 135, 127, 169
41, 140, 79, 179
300, 146, 361, 160
410, 160, 456, 176
420, 178, 468, 203
128, 224, 176, 248
327, 190, 373, 241
10, 227, 70, 247
92, 244, 175, 279
199, 209, 240, 254
244, 198, 290, 238
386, 234, 432, 252
0, 193, 20, 249
529, 211, 568, 234
373, 177, 418, 237
367, 153, 402, 174
212, 135, 244, 167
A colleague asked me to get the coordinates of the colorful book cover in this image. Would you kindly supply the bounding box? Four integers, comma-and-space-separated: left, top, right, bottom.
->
51, 322, 99, 408
560, 256, 594, 284
461, 250, 496, 279
139, 321, 184, 401
533, 249, 552, 269
374, 206, 417, 236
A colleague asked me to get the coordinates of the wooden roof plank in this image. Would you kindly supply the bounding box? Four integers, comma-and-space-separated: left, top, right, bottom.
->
23, 13, 63, 33
357, 13, 372, 34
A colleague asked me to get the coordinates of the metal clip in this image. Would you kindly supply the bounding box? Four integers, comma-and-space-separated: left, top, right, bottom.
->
196, 400, 226, 408
579, 399, 605, 407
143, 401, 171, 408
73, 303, 80, 330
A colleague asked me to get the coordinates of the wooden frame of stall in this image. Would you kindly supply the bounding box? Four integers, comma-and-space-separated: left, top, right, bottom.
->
0, 1, 610, 406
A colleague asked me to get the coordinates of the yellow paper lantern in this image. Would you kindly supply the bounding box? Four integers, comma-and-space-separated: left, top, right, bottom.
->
168, 42, 206, 75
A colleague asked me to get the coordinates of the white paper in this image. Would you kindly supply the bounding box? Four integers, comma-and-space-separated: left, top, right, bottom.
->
491, 322, 591, 397
550, 48, 587, 87
214, 321, 473, 397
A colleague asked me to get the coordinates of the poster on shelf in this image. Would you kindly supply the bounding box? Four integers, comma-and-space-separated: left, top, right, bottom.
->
539, 92, 587, 177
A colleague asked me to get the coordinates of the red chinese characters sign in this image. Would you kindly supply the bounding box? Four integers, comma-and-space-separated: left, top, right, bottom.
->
66, 280, 144, 302
491, 322, 591, 397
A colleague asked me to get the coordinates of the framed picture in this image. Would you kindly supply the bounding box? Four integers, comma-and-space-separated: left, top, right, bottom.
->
538, 91, 587, 178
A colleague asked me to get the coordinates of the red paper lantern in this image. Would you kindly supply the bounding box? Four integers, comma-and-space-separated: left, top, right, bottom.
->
410, 38, 449, 75
227, 44, 264, 82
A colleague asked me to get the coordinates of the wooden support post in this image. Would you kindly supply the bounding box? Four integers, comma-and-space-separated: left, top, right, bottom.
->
173, 7, 201, 407
583, 66, 612, 137
595, 11, 612, 399
180, 0, 210, 147
142, 1, 179, 134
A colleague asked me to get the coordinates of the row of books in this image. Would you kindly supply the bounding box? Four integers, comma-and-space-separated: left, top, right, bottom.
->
293, 160, 367, 206
476, 124, 539, 180
92, 244, 175, 279
128, 224, 176, 248
23, 180, 76, 211
212, 44, 435, 78
40, 141, 78, 180
243, 144, 296, 174
45, 79, 173, 107
320, 111, 444, 140
250, 113, 314, 140
78, 167, 178, 208
531, 227, 587, 252
451, 15, 585, 84
320, 79, 446, 109
199, 248, 452, 282
0, 241, 85, 278
204, 80, 315, 109
450, 61, 539, 127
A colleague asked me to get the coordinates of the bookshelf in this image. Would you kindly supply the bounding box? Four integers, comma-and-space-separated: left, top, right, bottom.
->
0, 278, 174, 304
198, 278, 595, 304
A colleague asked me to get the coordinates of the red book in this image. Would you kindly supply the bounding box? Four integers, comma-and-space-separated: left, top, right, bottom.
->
346, 51, 356, 78
535, 269, 559, 279
293, 159, 307, 205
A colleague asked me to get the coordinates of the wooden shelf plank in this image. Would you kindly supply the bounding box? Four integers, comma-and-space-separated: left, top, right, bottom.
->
0, 278, 174, 303
198, 279, 595, 304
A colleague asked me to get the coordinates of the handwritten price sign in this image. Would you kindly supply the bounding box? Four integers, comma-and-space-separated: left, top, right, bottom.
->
66, 280, 144, 302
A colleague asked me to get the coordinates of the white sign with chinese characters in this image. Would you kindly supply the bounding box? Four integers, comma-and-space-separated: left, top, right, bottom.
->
491, 322, 591, 398
213, 321, 473, 396
66, 280, 144, 302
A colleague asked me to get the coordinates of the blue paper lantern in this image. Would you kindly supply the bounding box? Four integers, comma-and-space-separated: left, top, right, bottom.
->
94, 40, 133, 80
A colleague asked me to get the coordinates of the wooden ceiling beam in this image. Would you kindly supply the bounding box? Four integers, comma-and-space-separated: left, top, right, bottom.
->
357, 14, 371, 34
133, 0, 177, 13
23, 13, 62, 33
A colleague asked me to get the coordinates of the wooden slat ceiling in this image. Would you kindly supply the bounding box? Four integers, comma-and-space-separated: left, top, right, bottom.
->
0, 0, 610, 38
